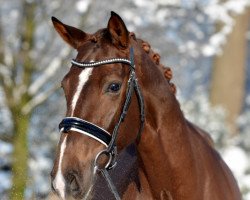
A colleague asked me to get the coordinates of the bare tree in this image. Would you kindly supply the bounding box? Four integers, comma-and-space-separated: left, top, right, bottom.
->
0, 0, 92, 198
210, 6, 250, 135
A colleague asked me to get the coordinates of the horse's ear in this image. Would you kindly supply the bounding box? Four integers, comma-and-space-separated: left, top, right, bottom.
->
51, 17, 88, 49
107, 11, 129, 48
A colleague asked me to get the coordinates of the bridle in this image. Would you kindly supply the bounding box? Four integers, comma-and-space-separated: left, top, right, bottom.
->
58, 48, 145, 200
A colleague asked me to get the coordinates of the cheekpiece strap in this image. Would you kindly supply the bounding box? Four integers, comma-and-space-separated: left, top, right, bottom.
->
129, 47, 135, 69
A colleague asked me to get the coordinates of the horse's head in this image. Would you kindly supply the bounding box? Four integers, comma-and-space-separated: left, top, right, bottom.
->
49, 12, 242, 200
50, 12, 148, 199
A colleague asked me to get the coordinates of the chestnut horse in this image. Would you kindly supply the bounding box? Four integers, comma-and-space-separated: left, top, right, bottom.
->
50, 12, 241, 200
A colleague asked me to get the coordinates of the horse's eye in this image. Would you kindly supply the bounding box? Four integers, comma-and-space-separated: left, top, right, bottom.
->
107, 83, 121, 93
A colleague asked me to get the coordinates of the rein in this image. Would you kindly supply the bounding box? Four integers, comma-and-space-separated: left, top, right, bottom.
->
58, 48, 144, 199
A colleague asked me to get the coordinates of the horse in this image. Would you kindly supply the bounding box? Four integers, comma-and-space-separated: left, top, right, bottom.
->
50, 11, 241, 200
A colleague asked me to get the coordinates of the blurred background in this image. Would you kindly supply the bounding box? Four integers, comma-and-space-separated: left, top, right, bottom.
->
0, 0, 249, 199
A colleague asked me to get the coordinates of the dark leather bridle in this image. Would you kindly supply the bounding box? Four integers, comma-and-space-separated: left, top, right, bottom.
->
58, 48, 145, 199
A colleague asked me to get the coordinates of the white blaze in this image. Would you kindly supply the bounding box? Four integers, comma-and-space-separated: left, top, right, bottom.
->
53, 135, 68, 199
71, 68, 93, 115
53, 68, 93, 198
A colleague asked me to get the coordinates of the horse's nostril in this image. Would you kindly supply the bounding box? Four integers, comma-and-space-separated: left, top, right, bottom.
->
51, 181, 56, 192
70, 176, 79, 191
66, 172, 81, 194
50, 173, 57, 193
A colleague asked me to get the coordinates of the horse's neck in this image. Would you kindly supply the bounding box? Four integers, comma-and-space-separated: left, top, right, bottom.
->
132, 53, 241, 200
137, 64, 195, 198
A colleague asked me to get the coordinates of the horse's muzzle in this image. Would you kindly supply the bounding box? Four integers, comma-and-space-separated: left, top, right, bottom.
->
51, 171, 84, 199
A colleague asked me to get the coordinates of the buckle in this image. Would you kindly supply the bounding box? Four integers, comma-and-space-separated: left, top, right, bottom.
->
94, 147, 117, 172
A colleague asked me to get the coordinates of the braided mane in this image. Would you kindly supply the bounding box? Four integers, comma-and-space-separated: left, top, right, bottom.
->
129, 32, 176, 95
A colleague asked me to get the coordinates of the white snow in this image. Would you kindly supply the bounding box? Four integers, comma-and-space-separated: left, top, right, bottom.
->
0, 172, 11, 193
156, 0, 180, 6
202, 45, 216, 57
75, 0, 90, 13
29, 157, 52, 171
222, 146, 249, 178
224, 0, 250, 14
0, 141, 13, 155
28, 47, 70, 96
202, 24, 234, 56
122, 10, 143, 26
201, 0, 250, 57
